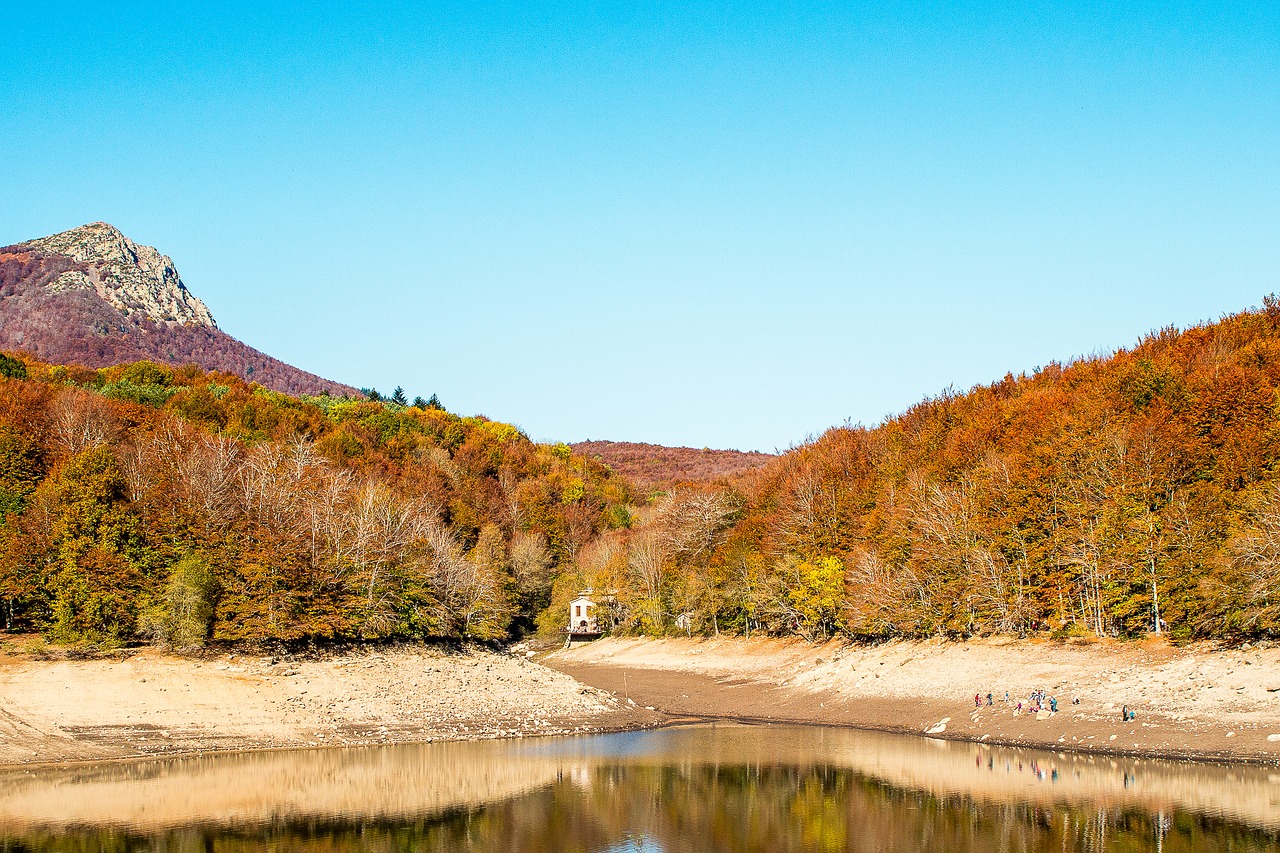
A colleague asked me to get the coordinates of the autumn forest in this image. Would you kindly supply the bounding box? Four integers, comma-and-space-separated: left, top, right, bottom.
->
4, 298, 1280, 648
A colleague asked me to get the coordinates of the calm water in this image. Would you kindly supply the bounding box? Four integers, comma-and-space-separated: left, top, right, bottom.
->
0, 723, 1277, 852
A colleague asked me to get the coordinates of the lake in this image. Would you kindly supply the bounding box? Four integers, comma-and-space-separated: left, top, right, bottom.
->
0, 723, 1276, 851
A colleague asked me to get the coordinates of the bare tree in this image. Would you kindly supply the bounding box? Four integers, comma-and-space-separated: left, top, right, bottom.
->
845, 548, 907, 636
178, 434, 243, 532
627, 528, 668, 632
50, 388, 111, 455
652, 488, 739, 563
511, 531, 552, 600
1229, 483, 1280, 631
1055, 425, 1127, 636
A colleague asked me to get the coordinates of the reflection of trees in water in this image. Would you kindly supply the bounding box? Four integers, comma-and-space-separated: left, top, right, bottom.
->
4, 765, 1279, 853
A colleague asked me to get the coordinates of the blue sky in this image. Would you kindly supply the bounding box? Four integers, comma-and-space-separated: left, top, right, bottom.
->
2, 2, 1277, 451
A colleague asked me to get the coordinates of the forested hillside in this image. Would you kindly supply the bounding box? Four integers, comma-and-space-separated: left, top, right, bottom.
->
0, 356, 630, 646
8, 298, 1280, 649
561, 299, 1280, 642
570, 441, 773, 492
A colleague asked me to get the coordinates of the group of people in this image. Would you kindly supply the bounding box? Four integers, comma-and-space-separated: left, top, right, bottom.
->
973, 688, 1060, 714
1027, 689, 1057, 713
973, 689, 1137, 722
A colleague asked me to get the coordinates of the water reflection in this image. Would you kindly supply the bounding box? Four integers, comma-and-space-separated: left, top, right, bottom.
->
0, 723, 1276, 852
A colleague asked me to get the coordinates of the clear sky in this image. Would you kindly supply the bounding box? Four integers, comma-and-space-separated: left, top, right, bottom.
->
2, 2, 1277, 451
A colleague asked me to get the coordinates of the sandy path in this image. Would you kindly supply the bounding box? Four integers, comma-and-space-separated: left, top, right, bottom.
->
547, 636, 1280, 762
0, 640, 660, 767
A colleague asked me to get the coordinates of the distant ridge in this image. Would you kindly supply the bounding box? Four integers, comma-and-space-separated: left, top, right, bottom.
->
0, 223, 357, 397
571, 440, 774, 490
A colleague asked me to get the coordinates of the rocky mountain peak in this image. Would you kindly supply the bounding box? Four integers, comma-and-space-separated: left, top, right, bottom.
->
24, 222, 217, 328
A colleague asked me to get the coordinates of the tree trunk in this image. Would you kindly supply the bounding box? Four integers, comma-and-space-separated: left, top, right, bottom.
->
1150, 560, 1162, 635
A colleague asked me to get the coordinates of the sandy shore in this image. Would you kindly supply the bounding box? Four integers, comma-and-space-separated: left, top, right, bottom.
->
0, 636, 661, 767
4, 632, 1279, 770
546, 635, 1280, 763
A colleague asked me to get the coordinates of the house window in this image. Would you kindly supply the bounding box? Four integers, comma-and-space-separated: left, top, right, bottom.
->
575, 605, 581, 617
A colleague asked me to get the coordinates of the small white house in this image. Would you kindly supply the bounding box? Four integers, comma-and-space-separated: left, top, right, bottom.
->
567, 594, 600, 635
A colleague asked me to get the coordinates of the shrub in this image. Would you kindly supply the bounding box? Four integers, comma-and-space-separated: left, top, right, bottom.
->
0, 354, 27, 380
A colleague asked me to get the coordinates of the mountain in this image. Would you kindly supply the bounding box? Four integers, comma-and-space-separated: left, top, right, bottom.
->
0, 223, 357, 397
570, 440, 774, 491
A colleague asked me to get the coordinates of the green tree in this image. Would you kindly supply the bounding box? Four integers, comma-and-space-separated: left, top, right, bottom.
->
0, 427, 41, 519
42, 447, 149, 644
117, 361, 173, 387
144, 553, 219, 649
776, 555, 846, 641
0, 354, 27, 380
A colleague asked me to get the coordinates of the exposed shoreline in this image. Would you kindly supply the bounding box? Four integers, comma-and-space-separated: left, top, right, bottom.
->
648, 711, 1275, 766
0, 636, 662, 769
546, 635, 1280, 766
3, 633, 1279, 771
